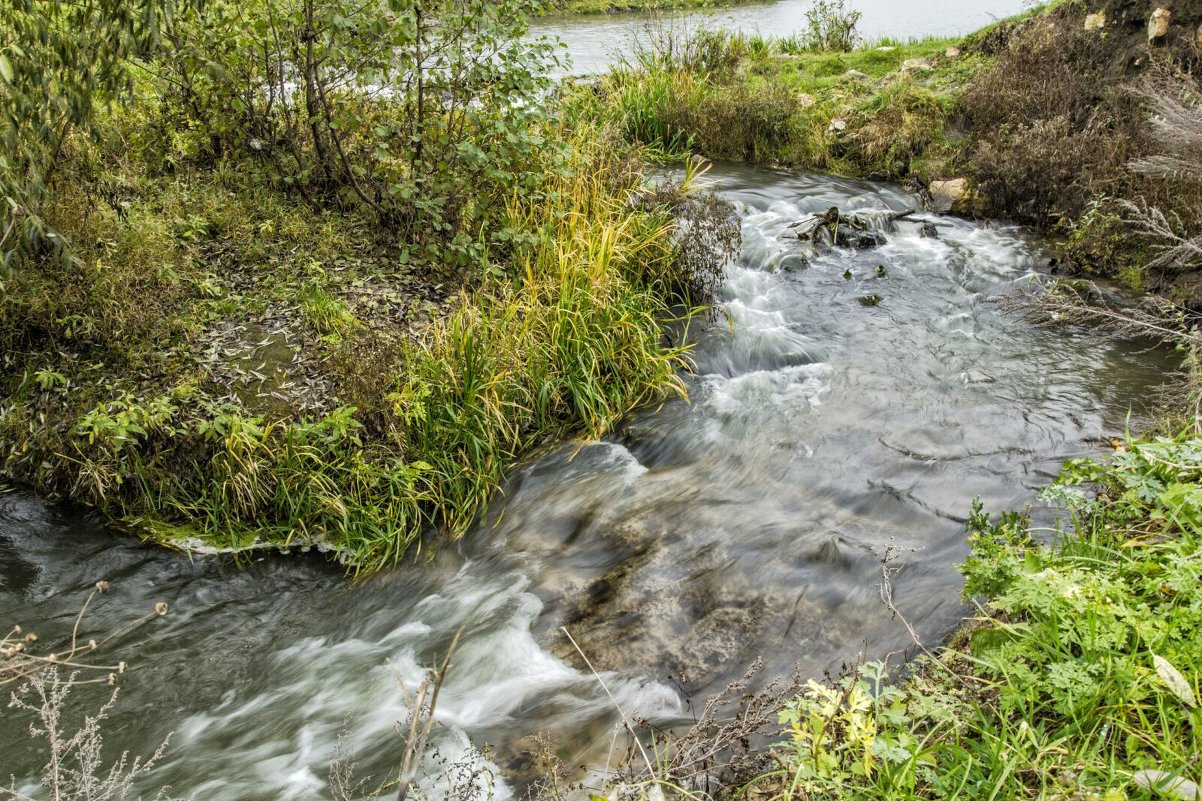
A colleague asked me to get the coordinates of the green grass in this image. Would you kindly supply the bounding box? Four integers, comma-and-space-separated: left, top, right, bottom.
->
576, 29, 971, 176
0, 112, 711, 571
756, 434, 1202, 800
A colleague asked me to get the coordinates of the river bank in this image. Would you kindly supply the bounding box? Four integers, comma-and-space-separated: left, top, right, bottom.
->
4, 1, 1202, 799
580, 0, 1202, 300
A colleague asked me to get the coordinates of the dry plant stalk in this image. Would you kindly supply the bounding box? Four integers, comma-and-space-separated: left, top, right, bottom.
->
2, 582, 168, 687
2, 584, 178, 801
2, 668, 179, 801
328, 624, 472, 801
1122, 70, 1202, 272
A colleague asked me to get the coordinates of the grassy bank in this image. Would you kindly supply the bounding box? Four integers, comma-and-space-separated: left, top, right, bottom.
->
579, 30, 964, 176
0, 0, 742, 571
577, 0, 1202, 298
0, 125, 727, 570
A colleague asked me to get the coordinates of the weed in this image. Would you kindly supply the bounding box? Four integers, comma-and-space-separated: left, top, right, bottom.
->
800, 0, 862, 53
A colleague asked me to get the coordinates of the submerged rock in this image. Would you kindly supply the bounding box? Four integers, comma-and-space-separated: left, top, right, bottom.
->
789, 206, 889, 251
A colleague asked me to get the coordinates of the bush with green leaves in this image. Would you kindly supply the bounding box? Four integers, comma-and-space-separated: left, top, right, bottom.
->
150, 0, 563, 272
801, 0, 861, 53
0, 0, 168, 273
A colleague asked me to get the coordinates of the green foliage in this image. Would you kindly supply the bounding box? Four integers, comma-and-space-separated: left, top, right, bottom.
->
801, 0, 862, 53
149, 0, 562, 272
581, 28, 966, 175
766, 434, 1202, 800
773, 662, 956, 795
0, 0, 170, 271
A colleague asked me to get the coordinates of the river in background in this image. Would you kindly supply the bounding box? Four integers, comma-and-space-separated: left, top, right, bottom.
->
534, 0, 1035, 75
0, 160, 1173, 799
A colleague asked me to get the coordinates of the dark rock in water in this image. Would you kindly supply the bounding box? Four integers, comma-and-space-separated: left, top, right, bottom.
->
842, 269, 854, 280
838, 229, 886, 249
857, 294, 883, 307
874, 265, 888, 278
791, 206, 887, 251
919, 221, 939, 238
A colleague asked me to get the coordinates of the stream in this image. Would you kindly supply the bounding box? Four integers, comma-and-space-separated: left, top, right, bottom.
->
0, 162, 1172, 798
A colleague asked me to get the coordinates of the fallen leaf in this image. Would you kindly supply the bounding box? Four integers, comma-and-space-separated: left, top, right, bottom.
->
1133, 770, 1200, 800
1153, 654, 1197, 708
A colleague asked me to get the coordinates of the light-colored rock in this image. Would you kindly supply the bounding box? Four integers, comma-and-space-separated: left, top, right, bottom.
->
1084, 11, 1106, 31
843, 68, 870, 81
901, 57, 934, 73
945, 46, 962, 58
929, 177, 972, 214
797, 91, 817, 109
1149, 7, 1171, 42
827, 118, 848, 135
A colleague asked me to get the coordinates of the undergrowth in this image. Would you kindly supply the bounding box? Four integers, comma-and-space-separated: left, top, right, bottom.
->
576, 26, 963, 178
0, 121, 737, 571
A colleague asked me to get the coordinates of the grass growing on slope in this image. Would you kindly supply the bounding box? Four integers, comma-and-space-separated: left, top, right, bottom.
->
757, 434, 1202, 800
0, 127, 722, 571
577, 28, 972, 177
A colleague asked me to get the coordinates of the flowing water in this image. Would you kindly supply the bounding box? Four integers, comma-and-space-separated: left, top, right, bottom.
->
0, 163, 1172, 798
534, 0, 1033, 76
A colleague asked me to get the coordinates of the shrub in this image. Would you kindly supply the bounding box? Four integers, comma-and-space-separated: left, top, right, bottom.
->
800, 0, 862, 53
959, 14, 1148, 224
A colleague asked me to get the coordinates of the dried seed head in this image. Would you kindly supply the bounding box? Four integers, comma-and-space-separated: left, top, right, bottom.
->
13, 625, 21, 634
118, 661, 127, 674
24, 633, 37, 643
154, 602, 168, 616
47, 653, 58, 663
107, 673, 117, 686
88, 639, 97, 650
96, 581, 110, 593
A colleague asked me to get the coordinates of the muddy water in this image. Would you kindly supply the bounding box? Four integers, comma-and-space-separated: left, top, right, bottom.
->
0, 165, 1171, 798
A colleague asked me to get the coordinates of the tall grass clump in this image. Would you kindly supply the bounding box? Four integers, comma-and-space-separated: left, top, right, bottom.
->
0, 128, 727, 571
